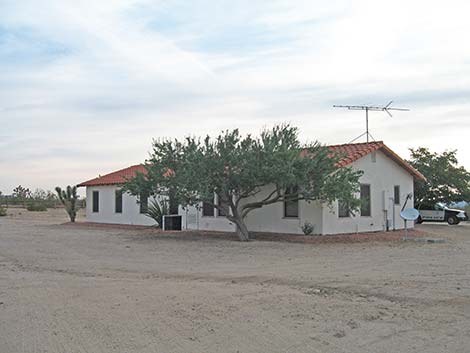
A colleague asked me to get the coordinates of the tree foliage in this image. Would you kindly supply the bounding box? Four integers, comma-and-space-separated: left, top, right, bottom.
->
125, 125, 362, 241
55, 185, 79, 222
408, 147, 470, 208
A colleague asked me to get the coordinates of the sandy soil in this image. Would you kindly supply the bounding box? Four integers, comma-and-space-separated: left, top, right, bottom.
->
0, 208, 469, 353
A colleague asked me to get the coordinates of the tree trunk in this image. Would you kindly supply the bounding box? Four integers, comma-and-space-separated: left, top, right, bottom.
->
227, 203, 250, 241
235, 221, 250, 241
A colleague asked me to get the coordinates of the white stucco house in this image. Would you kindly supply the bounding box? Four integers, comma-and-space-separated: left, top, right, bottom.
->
77, 141, 425, 235
78, 165, 158, 226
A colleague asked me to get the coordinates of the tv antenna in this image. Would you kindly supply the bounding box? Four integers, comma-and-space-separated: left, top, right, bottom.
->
333, 101, 409, 143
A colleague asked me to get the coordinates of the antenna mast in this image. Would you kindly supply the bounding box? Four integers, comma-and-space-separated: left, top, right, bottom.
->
333, 101, 409, 143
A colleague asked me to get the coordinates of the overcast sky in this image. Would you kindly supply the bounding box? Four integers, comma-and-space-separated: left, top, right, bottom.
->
1, 0, 470, 195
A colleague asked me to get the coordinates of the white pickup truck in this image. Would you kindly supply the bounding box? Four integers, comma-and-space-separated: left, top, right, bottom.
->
417, 203, 468, 225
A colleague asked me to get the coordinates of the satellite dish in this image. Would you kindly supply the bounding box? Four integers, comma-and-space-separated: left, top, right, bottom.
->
400, 208, 420, 221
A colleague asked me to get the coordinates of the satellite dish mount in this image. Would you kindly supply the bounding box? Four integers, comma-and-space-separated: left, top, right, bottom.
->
400, 194, 419, 240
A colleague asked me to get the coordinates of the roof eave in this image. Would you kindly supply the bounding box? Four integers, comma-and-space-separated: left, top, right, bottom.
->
378, 145, 426, 182
77, 182, 125, 187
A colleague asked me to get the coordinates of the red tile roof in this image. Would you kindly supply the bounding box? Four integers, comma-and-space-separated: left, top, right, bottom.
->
77, 165, 147, 187
327, 141, 426, 181
77, 141, 425, 187
328, 141, 384, 167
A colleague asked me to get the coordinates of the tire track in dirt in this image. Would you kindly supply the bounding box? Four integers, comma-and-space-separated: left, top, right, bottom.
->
3, 252, 469, 311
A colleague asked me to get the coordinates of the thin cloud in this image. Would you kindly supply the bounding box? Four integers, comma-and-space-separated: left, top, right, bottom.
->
1, 0, 470, 194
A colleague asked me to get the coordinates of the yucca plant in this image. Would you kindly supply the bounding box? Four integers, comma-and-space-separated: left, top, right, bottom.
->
145, 199, 169, 228
55, 185, 79, 222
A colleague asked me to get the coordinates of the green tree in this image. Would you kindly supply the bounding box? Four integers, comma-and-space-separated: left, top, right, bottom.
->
55, 186, 79, 222
125, 125, 362, 241
408, 148, 470, 209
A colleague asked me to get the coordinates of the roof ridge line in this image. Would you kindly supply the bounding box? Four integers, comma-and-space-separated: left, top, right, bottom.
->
326, 141, 384, 148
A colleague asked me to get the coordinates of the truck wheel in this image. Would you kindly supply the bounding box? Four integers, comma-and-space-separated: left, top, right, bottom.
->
447, 215, 458, 225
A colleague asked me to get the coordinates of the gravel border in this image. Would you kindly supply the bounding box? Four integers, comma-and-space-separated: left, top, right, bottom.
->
62, 221, 428, 244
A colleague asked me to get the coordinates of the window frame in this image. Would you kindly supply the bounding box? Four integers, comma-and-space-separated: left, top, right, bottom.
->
202, 199, 215, 217
283, 187, 299, 218
115, 189, 123, 214
92, 190, 99, 213
394, 185, 400, 205
360, 184, 371, 217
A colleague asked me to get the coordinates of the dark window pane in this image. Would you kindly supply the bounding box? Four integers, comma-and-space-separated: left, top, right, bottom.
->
284, 187, 299, 218
92, 191, 99, 213
394, 185, 400, 205
338, 200, 349, 217
115, 189, 123, 213
202, 201, 214, 217
139, 193, 148, 214
360, 184, 371, 217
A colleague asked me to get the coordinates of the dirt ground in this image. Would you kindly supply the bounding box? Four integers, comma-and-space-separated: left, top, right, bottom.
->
0, 208, 469, 353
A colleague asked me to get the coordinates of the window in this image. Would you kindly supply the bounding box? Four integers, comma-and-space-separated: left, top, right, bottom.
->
360, 184, 371, 217
139, 193, 148, 214
394, 185, 400, 205
115, 189, 123, 213
338, 200, 350, 218
284, 187, 299, 218
202, 200, 215, 217
92, 191, 99, 213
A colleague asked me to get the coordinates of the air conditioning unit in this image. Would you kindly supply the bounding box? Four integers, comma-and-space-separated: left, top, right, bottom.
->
162, 215, 183, 231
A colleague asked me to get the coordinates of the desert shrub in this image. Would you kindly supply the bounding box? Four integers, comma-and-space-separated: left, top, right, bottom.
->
0, 205, 6, 216
26, 201, 47, 212
301, 222, 315, 235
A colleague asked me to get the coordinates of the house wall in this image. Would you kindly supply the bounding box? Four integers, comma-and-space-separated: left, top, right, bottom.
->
242, 186, 323, 235
85, 185, 157, 226
180, 204, 236, 232
181, 186, 323, 235
321, 150, 414, 235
